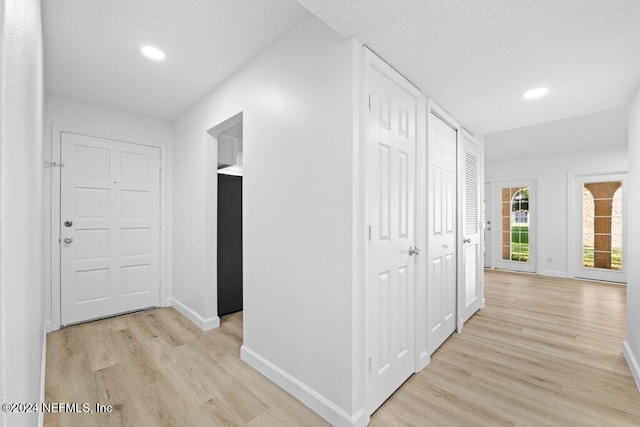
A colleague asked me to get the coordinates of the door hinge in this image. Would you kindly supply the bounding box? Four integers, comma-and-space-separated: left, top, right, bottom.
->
368, 355, 372, 372
368, 94, 372, 111
368, 225, 373, 241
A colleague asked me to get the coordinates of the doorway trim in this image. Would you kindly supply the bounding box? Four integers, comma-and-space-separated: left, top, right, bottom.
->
195, 112, 244, 331
567, 171, 628, 283
49, 124, 170, 332
484, 180, 494, 269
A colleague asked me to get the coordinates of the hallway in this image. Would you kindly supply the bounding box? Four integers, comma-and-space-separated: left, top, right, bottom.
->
45, 270, 640, 426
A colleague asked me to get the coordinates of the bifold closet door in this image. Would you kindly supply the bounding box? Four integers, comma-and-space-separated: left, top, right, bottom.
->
366, 63, 418, 414
427, 113, 457, 355
459, 131, 484, 324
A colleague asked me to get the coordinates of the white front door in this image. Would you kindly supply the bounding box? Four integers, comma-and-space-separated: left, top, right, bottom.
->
459, 131, 484, 324
366, 65, 417, 414
494, 180, 536, 273
427, 113, 457, 355
573, 174, 626, 283
60, 132, 161, 326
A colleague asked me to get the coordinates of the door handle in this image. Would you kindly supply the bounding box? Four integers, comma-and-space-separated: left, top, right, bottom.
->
64, 237, 74, 244
409, 246, 420, 256
463, 237, 471, 244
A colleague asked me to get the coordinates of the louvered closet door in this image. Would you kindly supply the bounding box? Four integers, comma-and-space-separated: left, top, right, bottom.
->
460, 132, 484, 323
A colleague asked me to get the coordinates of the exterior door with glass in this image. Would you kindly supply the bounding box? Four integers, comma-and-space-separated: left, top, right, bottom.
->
573, 175, 626, 283
494, 180, 536, 273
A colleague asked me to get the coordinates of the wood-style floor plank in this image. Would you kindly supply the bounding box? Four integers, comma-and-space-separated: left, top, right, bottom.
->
371, 270, 640, 426
45, 270, 640, 426
45, 310, 327, 426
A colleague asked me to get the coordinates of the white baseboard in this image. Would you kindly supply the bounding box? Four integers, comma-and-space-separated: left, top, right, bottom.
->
540, 269, 568, 278
169, 298, 219, 331
39, 326, 47, 427
623, 340, 640, 393
240, 345, 365, 426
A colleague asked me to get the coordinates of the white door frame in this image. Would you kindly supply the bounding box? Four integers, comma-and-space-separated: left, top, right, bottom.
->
49, 124, 170, 331
493, 177, 538, 273
483, 180, 494, 269
568, 171, 628, 283
361, 48, 425, 422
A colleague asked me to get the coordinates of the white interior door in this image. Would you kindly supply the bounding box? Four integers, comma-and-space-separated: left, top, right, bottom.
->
427, 113, 457, 355
573, 174, 626, 283
494, 180, 536, 273
61, 132, 161, 326
366, 65, 417, 414
459, 131, 484, 324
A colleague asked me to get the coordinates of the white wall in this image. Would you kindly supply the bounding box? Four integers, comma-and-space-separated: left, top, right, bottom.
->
172, 15, 359, 423
485, 149, 628, 277
0, 1, 45, 425
625, 85, 640, 390
485, 107, 628, 163
43, 94, 173, 329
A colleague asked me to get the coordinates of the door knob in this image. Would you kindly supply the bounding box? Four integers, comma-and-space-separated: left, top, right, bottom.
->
64, 237, 73, 244
409, 246, 420, 256
463, 237, 471, 244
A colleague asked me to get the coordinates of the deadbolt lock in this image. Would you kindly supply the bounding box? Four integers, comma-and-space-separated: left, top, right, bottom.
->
64, 220, 73, 227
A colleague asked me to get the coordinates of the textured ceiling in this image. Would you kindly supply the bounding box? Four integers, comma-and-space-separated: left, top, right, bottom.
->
42, 0, 308, 120
43, 1, 640, 135
297, 0, 640, 135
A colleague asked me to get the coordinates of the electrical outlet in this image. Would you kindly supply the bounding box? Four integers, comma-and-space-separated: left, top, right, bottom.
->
546, 256, 552, 263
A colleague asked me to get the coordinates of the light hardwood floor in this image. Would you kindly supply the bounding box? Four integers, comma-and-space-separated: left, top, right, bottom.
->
371, 270, 640, 426
45, 270, 640, 426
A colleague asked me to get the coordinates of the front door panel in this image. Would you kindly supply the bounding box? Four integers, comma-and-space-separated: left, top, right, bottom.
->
61, 132, 160, 325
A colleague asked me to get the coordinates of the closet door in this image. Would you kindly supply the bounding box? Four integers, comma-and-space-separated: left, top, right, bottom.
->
366, 56, 418, 415
427, 111, 457, 355
459, 131, 484, 325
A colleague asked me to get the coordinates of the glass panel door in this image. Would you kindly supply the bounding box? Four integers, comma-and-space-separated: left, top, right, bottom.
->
575, 175, 626, 282
495, 180, 536, 273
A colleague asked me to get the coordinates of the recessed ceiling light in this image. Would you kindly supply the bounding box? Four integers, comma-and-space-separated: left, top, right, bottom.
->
141, 46, 166, 61
523, 87, 548, 99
